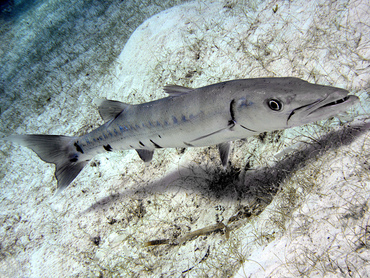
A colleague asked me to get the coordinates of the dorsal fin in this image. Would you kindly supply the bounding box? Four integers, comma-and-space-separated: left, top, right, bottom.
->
163, 85, 193, 96
96, 99, 131, 121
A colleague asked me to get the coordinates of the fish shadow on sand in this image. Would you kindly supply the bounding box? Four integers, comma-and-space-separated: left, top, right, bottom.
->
83, 120, 370, 214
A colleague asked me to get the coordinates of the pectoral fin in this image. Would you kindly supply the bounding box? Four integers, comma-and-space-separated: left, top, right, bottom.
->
218, 142, 231, 167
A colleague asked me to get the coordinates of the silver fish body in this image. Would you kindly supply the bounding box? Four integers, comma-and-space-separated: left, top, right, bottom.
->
3, 77, 359, 194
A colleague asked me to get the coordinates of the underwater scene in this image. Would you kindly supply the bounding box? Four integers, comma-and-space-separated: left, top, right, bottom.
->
0, 0, 369, 277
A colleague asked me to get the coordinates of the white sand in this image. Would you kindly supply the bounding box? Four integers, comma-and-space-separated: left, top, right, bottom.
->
0, 0, 369, 277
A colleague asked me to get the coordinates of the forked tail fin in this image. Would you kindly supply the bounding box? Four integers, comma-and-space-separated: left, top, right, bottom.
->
4, 135, 88, 195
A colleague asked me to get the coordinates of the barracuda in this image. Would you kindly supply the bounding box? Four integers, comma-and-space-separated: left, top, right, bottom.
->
3, 77, 359, 194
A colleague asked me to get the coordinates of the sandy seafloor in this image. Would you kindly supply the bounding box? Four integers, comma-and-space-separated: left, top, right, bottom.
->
0, 0, 370, 277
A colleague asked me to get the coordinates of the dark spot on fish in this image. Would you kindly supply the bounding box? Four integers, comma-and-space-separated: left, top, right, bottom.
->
129, 145, 134, 148
103, 144, 113, 152
74, 142, 84, 154
158, 135, 162, 138
157, 121, 161, 127
172, 116, 178, 124
119, 126, 124, 132
238, 97, 250, 107
69, 154, 78, 162
164, 121, 169, 126
184, 142, 194, 147
150, 139, 162, 149
182, 115, 187, 122
139, 141, 145, 147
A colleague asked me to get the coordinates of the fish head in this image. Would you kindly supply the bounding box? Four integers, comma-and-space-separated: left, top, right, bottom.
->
233, 78, 359, 132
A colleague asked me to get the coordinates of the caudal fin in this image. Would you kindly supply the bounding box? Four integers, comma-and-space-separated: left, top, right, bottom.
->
4, 134, 88, 194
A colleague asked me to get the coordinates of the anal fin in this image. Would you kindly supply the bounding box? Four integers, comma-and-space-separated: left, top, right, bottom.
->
136, 149, 154, 162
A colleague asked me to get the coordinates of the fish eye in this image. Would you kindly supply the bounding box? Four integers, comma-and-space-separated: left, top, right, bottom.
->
267, 99, 282, 111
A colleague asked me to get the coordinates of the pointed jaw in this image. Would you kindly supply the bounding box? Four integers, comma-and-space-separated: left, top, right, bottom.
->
287, 90, 359, 127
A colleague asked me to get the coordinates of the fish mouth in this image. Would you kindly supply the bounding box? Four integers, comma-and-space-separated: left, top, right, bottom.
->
287, 92, 359, 126
307, 95, 352, 115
